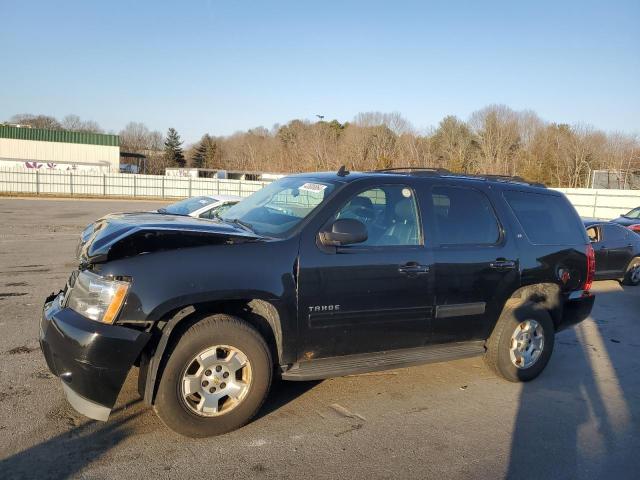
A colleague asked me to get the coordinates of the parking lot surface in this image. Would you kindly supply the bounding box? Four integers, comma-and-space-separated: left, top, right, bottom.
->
0, 197, 638, 479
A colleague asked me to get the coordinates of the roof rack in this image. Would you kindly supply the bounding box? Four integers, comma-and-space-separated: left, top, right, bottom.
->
471, 174, 546, 187
366, 167, 546, 187
368, 167, 451, 175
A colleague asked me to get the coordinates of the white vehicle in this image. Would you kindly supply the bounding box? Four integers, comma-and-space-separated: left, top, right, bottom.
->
157, 195, 241, 219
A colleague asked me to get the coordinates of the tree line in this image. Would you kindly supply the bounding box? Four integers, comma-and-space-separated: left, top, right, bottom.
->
6, 107, 639, 187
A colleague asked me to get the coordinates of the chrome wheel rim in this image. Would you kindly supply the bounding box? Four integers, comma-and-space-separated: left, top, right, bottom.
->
509, 320, 544, 369
180, 345, 252, 417
631, 264, 640, 283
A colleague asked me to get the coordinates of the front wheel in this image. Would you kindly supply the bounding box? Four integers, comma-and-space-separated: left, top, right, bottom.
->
154, 314, 272, 437
484, 301, 555, 382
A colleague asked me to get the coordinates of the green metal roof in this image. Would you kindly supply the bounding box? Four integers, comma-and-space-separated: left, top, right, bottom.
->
0, 125, 120, 146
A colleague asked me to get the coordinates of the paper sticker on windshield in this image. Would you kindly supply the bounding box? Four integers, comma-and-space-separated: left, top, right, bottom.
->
299, 183, 327, 194
402, 188, 412, 198
198, 200, 209, 204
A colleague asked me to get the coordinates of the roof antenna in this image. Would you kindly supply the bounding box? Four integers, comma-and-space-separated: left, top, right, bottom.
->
337, 165, 349, 177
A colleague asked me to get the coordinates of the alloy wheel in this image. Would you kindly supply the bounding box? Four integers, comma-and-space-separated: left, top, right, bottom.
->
180, 345, 252, 416
509, 320, 545, 369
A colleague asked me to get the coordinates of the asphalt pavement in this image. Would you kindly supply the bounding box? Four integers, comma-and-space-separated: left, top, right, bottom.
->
0, 197, 638, 479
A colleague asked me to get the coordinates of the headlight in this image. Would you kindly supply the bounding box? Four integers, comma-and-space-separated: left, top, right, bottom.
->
66, 270, 130, 324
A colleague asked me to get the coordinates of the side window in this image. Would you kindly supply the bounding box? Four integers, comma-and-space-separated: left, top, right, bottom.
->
335, 185, 421, 246
201, 202, 238, 219
432, 186, 500, 245
586, 226, 600, 243
503, 190, 586, 245
603, 224, 627, 243
199, 208, 213, 219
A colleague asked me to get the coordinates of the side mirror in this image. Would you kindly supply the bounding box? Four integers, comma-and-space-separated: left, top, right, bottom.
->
319, 218, 368, 247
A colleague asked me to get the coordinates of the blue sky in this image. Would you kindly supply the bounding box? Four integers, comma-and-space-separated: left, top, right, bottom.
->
1, 0, 638, 143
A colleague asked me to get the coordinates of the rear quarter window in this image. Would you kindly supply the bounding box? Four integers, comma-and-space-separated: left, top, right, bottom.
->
503, 190, 586, 245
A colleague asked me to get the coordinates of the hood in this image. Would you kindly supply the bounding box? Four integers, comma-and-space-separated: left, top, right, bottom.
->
77, 212, 262, 264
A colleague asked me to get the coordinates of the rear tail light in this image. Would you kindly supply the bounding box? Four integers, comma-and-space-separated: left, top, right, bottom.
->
626, 224, 640, 233
583, 244, 595, 292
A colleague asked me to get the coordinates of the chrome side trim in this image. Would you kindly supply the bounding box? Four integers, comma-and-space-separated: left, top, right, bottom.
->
62, 382, 111, 421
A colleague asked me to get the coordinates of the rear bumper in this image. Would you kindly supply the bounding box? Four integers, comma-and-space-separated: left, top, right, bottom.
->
39, 293, 150, 420
557, 292, 595, 331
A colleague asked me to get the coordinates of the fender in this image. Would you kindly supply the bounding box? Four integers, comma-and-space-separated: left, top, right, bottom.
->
140, 297, 291, 406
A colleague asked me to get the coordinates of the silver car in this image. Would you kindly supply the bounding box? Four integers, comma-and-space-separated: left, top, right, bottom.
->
158, 195, 241, 219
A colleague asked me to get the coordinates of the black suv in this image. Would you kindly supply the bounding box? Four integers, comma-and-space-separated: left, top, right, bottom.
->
40, 168, 595, 437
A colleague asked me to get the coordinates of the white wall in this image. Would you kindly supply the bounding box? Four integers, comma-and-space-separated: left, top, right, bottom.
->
0, 138, 119, 172
554, 188, 640, 220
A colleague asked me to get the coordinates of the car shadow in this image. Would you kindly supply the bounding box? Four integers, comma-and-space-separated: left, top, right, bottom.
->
506, 283, 640, 479
0, 375, 320, 479
0, 399, 145, 479
255, 378, 322, 420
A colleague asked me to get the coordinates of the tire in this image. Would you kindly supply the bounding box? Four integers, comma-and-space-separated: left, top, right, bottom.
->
484, 301, 555, 382
154, 314, 272, 437
622, 257, 640, 286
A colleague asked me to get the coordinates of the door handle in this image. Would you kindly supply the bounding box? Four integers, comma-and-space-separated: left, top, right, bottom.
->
489, 259, 516, 270
398, 262, 430, 275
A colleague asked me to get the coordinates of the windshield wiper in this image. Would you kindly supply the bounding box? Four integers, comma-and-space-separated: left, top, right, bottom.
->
227, 218, 256, 233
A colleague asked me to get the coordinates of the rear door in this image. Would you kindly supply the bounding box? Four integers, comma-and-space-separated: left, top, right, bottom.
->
422, 183, 520, 343
602, 224, 634, 275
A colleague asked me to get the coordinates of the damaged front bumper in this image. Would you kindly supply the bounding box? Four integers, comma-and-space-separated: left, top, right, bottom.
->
39, 292, 150, 421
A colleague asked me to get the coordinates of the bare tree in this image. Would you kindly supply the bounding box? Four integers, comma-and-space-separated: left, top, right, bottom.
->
469, 105, 521, 175
9, 113, 62, 129
119, 122, 164, 153
61, 114, 103, 133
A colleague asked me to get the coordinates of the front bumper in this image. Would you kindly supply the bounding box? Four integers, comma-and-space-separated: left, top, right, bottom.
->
556, 292, 596, 331
39, 292, 150, 421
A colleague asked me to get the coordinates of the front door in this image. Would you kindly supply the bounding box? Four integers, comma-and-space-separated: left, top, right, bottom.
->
296, 183, 434, 360
586, 224, 609, 276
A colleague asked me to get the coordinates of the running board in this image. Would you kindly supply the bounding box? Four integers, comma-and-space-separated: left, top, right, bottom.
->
281, 341, 485, 381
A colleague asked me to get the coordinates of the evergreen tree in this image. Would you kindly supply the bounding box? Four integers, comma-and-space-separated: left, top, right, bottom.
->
164, 127, 185, 167
192, 134, 218, 169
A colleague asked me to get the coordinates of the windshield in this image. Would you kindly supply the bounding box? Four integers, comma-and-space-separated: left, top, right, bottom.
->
623, 207, 640, 219
220, 177, 335, 237
162, 196, 216, 215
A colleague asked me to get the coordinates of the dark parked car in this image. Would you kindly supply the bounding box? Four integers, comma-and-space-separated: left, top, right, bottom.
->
40, 168, 595, 437
611, 207, 640, 234
584, 219, 640, 285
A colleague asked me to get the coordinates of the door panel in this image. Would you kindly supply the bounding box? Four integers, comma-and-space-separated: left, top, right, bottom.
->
431, 247, 519, 342
297, 247, 434, 358
594, 242, 609, 277
603, 225, 633, 274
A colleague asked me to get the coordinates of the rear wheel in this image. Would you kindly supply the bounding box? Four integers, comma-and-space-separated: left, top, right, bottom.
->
622, 258, 640, 286
154, 314, 272, 437
484, 301, 555, 382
